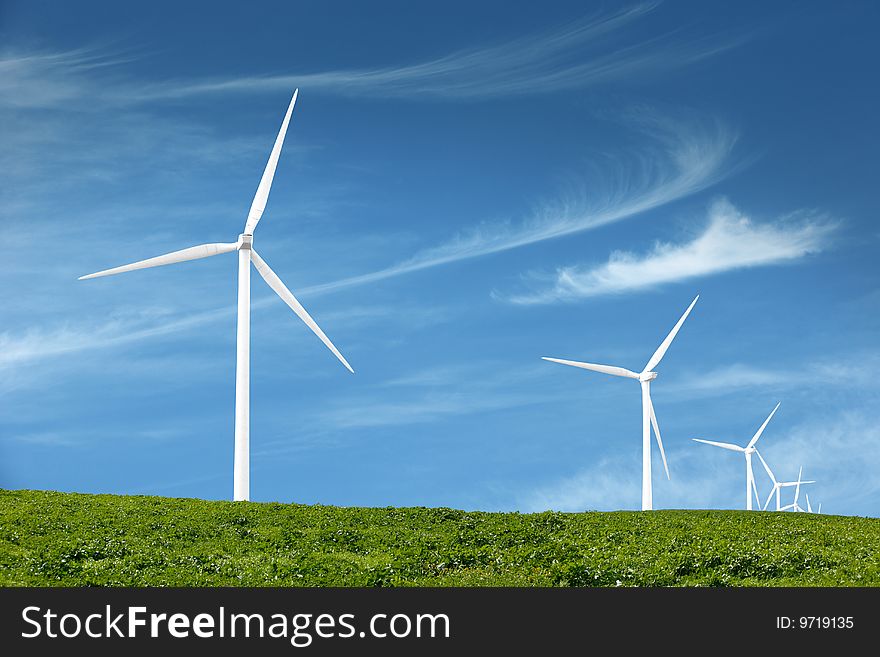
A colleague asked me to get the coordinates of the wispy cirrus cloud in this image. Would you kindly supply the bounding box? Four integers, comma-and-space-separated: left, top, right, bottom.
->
666, 350, 880, 397
132, 3, 743, 102
0, 4, 744, 108
0, 47, 130, 110
0, 296, 446, 381
2, 7, 741, 302
0, 308, 231, 372
505, 198, 837, 303
672, 363, 789, 392
0, 111, 739, 367
302, 114, 738, 294
1, 12, 742, 363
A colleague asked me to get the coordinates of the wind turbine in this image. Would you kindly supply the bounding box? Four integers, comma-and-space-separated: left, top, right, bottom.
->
755, 452, 815, 511
542, 295, 699, 511
781, 467, 812, 512
79, 90, 353, 502
693, 402, 780, 510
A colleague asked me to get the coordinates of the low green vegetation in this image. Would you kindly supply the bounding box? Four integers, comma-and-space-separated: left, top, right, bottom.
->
0, 489, 876, 586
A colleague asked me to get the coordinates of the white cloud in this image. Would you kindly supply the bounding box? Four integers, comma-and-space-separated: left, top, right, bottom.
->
2, 34, 739, 321
0, 307, 232, 371
0, 5, 745, 109
522, 457, 641, 511
666, 351, 880, 397
0, 28, 740, 364
0, 112, 738, 372
302, 115, 737, 295
0, 48, 125, 110
507, 198, 836, 303
3, 432, 80, 447
0, 296, 441, 372
673, 363, 789, 392
130, 4, 743, 102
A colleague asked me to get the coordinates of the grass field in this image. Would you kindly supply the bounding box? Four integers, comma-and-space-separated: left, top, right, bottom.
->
0, 489, 877, 586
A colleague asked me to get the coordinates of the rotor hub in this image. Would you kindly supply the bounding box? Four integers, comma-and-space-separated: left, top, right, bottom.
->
639, 371, 658, 382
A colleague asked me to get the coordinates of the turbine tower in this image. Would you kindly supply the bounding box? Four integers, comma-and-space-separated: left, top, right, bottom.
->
755, 452, 815, 511
79, 90, 353, 502
693, 402, 781, 510
542, 295, 699, 511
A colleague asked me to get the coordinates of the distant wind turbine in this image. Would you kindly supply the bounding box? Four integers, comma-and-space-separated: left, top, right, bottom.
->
542, 295, 699, 511
755, 452, 815, 511
79, 90, 354, 502
781, 467, 814, 512
693, 402, 781, 511
805, 492, 821, 514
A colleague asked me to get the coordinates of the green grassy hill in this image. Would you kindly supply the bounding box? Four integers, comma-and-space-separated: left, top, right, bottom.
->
0, 489, 877, 586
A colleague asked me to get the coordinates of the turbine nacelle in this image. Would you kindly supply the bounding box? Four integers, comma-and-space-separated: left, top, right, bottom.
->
638, 371, 658, 382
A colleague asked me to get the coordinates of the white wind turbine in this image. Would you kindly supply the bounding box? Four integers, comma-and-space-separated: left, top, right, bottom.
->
79, 90, 353, 502
781, 467, 813, 512
755, 452, 815, 511
693, 402, 781, 511
542, 295, 699, 511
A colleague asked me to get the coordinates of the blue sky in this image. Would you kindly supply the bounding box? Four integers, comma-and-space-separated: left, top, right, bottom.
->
1, 1, 878, 516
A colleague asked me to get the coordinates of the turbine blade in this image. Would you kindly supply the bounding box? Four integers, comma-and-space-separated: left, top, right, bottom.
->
780, 503, 796, 511
250, 249, 353, 373
762, 485, 776, 511
754, 449, 776, 484
541, 357, 639, 379
794, 466, 802, 503
643, 295, 699, 372
244, 89, 299, 234
692, 438, 744, 452
646, 393, 669, 480
79, 242, 239, 280
817, 503, 822, 514
805, 493, 813, 513
747, 402, 781, 448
